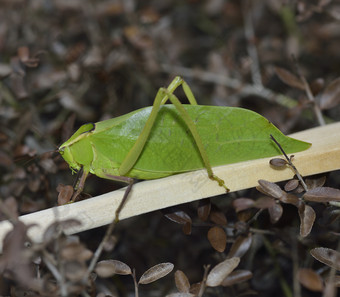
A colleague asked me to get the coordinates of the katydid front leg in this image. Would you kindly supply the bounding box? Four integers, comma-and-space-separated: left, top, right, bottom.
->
71, 169, 89, 202
72, 168, 134, 221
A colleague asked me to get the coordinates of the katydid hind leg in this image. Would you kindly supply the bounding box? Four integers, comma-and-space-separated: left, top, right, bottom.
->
161, 76, 198, 105
118, 77, 197, 176
159, 88, 230, 192
118, 78, 229, 192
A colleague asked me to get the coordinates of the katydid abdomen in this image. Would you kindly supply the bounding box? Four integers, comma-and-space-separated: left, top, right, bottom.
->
60, 104, 310, 180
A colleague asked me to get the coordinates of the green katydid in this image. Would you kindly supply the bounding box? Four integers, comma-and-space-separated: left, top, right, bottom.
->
59, 76, 311, 214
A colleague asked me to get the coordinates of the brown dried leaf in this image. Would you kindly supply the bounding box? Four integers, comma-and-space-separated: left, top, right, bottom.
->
209, 209, 227, 226
0, 197, 18, 221
139, 263, 174, 285
57, 184, 74, 205
60, 242, 93, 262
298, 268, 324, 292
228, 234, 252, 258
189, 282, 201, 295
207, 226, 227, 252
27, 174, 41, 192
298, 203, 316, 237
43, 219, 81, 243
95, 260, 132, 278
309, 78, 325, 96
319, 77, 340, 109
305, 176, 326, 190
165, 211, 192, 225
174, 270, 190, 293
197, 199, 211, 221
254, 197, 276, 209
304, 187, 340, 202
280, 193, 299, 206
284, 179, 300, 192
232, 198, 255, 212
206, 257, 240, 287
166, 293, 195, 297
310, 78, 325, 96
221, 270, 253, 286
182, 222, 192, 235
0, 222, 41, 289
64, 261, 86, 282
268, 203, 283, 224
269, 158, 288, 168
310, 247, 340, 270
257, 180, 286, 199
275, 67, 305, 90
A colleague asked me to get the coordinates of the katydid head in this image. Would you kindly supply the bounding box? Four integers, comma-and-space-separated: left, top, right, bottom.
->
59, 145, 81, 173
59, 123, 95, 173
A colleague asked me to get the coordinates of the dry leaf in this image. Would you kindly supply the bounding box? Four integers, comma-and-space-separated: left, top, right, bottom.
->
275, 67, 305, 90
95, 260, 132, 278
182, 222, 192, 235
206, 257, 240, 287
319, 77, 340, 109
254, 197, 276, 209
139, 263, 174, 285
197, 199, 211, 221
166, 293, 195, 297
304, 187, 340, 202
207, 226, 227, 252
174, 270, 190, 293
257, 180, 285, 199
60, 242, 93, 262
228, 234, 252, 258
305, 176, 326, 190
310, 247, 340, 270
189, 282, 201, 295
0, 197, 18, 221
269, 158, 288, 167
165, 211, 192, 225
64, 261, 87, 282
209, 209, 227, 226
280, 193, 299, 206
268, 203, 283, 223
298, 268, 324, 291
310, 78, 325, 95
298, 203, 316, 237
284, 179, 300, 192
221, 270, 253, 286
232, 198, 255, 212
43, 219, 81, 244
57, 184, 74, 205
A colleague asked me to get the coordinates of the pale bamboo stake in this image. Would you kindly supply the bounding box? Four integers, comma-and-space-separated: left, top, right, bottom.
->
0, 122, 339, 251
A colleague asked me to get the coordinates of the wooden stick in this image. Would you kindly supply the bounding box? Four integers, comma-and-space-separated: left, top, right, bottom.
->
0, 122, 339, 251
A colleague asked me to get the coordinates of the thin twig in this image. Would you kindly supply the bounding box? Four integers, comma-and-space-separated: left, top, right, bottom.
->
82, 181, 134, 283
243, 0, 263, 87
132, 268, 139, 297
292, 56, 325, 126
43, 250, 68, 297
197, 264, 210, 297
270, 135, 308, 191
